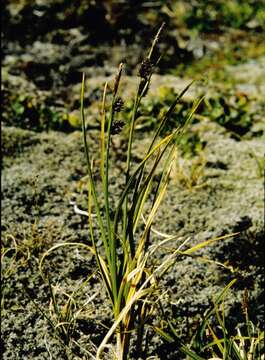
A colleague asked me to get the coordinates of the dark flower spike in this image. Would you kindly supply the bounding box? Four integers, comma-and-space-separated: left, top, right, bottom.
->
113, 97, 124, 112
138, 58, 153, 80
111, 120, 125, 135
113, 63, 123, 97
137, 23, 165, 98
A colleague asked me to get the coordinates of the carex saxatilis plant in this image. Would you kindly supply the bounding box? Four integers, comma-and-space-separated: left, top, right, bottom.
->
80, 23, 205, 359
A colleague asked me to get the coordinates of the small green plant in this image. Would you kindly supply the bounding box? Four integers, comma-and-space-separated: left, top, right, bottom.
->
180, 282, 264, 360
2, 85, 71, 132
178, 0, 263, 32
154, 280, 264, 360
203, 92, 253, 137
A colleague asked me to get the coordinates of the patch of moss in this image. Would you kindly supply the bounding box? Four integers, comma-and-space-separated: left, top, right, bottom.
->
2, 85, 74, 132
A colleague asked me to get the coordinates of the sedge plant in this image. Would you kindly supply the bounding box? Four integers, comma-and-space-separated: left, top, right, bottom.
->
78, 23, 236, 359
41, 24, 238, 359
80, 23, 200, 359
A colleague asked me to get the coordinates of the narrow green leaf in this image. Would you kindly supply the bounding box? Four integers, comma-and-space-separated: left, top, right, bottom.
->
182, 232, 239, 255
80, 73, 110, 266
180, 345, 207, 360
152, 326, 175, 343
192, 278, 237, 351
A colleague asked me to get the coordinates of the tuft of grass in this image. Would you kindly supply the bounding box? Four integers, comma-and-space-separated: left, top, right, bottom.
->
78, 24, 238, 359
79, 23, 205, 359
180, 284, 264, 360
171, 151, 207, 191
40, 24, 239, 359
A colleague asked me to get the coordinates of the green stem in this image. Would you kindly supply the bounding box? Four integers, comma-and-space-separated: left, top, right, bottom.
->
104, 100, 118, 305
122, 90, 141, 258
122, 79, 149, 241
80, 74, 112, 275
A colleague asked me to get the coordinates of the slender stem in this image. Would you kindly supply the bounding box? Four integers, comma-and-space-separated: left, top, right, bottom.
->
148, 22, 165, 61
80, 74, 112, 272
122, 86, 142, 257
125, 92, 141, 182
87, 174, 112, 301
100, 82, 108, 180
119, 89, 141, 290
104, 100, 119, 305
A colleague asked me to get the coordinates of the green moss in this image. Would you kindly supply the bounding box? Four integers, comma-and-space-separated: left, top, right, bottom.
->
2, 86, 74, 132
